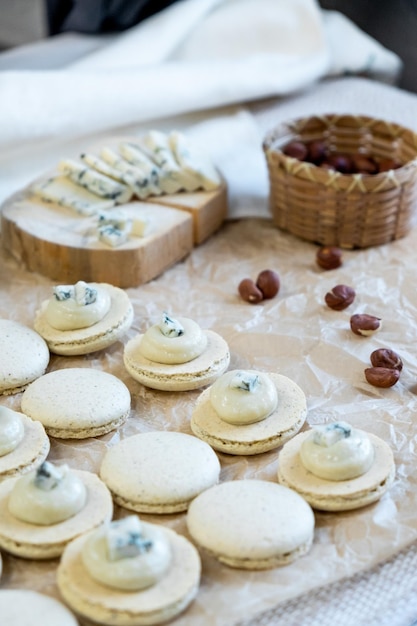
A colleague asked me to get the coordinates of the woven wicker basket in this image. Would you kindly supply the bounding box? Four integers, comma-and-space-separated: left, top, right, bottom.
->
263, 114, 417, 248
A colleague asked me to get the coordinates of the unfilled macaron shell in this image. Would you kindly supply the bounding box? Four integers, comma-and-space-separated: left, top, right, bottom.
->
100, 431, 221, 513
187, 480, 315, 569
0, 589, 78, 625
34, 283, 134, 356
0, 320, 50, 395
278, 430, 395, 511
21, 368, 131, 439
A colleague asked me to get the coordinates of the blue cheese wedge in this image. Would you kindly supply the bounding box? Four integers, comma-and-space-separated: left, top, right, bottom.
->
58, 159, 133, 204
141, 130, 200, 192
100, 147, 161, 199
30, 176, 115, 216
169, 131, 221, 191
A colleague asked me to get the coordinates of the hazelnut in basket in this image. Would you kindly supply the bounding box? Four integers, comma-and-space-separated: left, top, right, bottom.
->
263, 114, 417, 248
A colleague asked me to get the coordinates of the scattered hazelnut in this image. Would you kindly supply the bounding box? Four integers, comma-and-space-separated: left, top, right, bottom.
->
350, 314, 382, 336
370, 348, 403, 371
364, 367, 400, 388
282, 141, 308, 161
316, 246, 343, 270
256, 269, 280, 299
325, 285, 355, 310
238, 278, 263, 304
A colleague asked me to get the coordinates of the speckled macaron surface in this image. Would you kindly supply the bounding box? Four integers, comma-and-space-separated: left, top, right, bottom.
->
57, 524, 201, 626
187, 479, 315, 569
0, 411, 50, 481
0, 320, 50, 396
21, 368, 131, 439
278, 430, 396, 512
34, 283, 134, 356
123, 330, 230, 391
191, 373, 307, 455
0, 589, 78, 625
100, 431, 221, 513
0, 469, 113, 559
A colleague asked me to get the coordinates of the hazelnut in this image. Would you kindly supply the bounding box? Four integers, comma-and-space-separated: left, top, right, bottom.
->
282, 141, 308, 161
351, 154, 378, 175
370, 348, 403, 371
364, 367, 400, 388
350, 314, 382, 336
325, 285, 355, 310
326, 154, 352, 174
306, 140, 328, 164
238, 278, 263, 304
256, 269, 280, 299
316, 246, 343, 270
378, 158, 402, 172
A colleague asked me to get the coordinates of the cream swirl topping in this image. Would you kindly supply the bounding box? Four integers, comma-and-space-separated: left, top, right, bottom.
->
82, 516, 171, 591
300, 422, 375, 481
210, 370, 278, 425
8, 461, 87, 525
45, 280, 111, 330
138, 313, 208, 364
0, 406, 25, 457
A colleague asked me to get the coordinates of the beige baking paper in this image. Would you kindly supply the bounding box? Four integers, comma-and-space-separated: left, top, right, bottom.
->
1, 217, 417, 626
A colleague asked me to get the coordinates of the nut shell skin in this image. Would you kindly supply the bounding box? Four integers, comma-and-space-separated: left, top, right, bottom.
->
282, 141, 308, 161
316, 247, 343, 270
325, 285, 355, 310
370, 348, 403, 371
256, 270, 280, 299
364, 367, 400, 388
350, 314, 382, 336
238, 278, 263, 304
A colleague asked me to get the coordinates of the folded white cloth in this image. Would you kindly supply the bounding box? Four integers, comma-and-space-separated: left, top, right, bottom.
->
0, 0, 402, 216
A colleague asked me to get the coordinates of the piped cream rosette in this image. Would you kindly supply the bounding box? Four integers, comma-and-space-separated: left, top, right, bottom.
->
191, 369, 307, 455
278, 421, 396, 511
34, 280, 133, 355
0, 406, 49, 481
0, 461, 113, 558
57, 514, 201, 626
123, 312, 230, 391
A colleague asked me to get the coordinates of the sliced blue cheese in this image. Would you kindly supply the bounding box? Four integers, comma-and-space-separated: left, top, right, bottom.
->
169, 130, 221, 191
34, 461, 65, 491
98, 223, 130, 247
30, 176, 115, 216
100, 147, 161, 199
96, 209, 149, 247
141, 130, 200, 193
58, 159, 133, 204
159, 312, 184, 337
119, 141, 165, 193
80, 153, 127, 184
107, 516, 153, 561
230, 371, 259, 392
313, 422, 352, 447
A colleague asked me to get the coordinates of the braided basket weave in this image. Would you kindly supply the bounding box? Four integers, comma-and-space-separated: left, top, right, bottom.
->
263, 114, 417, 248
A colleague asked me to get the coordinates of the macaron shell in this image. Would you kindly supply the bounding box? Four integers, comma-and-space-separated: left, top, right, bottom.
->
191, 373, 307, 455
34, 284, 134, 356
0, 590, 78, 625
21, 368, 131, 439
0, 320, 50, 395
57, 525, 201, 626
0, 413, 50, 481
100, 431, 221, 513
0, 470, 113, 559
123, 330, 230, 391
187, 480, 315, 569
277, 430, 395, 511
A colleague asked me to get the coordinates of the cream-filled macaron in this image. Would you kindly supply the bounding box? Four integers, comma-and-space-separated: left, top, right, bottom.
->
123, 312, 230, 391
0, 320, 50, 396
34, 280, 133, 356
57, 515, 201, 626
0, 461, 113, 559
0, 405, 50, 481
278, 422, 395, 511
191, 370, 307, 455
100, 431, 221, 513
0, 590, 78, 625
187, 480, 315, 569
21, 368, 131, 439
